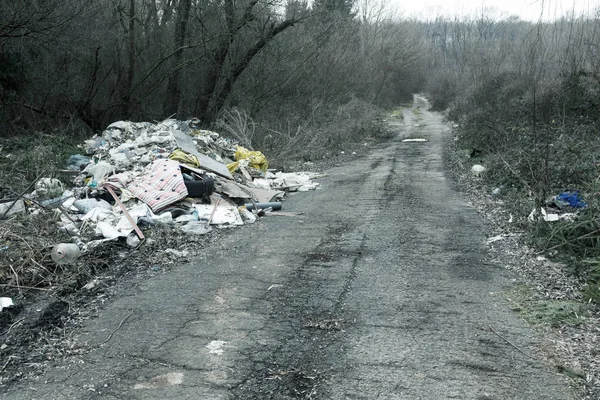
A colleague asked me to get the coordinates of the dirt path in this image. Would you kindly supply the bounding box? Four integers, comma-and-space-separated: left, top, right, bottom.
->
3, 96, 575, 399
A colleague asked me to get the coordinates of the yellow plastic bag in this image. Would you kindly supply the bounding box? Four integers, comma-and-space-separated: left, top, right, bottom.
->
227, 161, 240, 174
169, 149, 200, 168
230, 146, 268, 174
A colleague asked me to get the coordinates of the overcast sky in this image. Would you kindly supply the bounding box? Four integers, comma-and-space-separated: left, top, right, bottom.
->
391, 0, 600, 21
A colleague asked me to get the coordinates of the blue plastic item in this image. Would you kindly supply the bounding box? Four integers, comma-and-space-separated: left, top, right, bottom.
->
67, 154, 91, 171
556, 191, 587, 208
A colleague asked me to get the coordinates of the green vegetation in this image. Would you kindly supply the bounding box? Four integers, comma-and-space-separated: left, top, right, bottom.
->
0, 132, 83, 193
426, 14, 600, 303
507, 285, 589, 327
389, 107, 404, 119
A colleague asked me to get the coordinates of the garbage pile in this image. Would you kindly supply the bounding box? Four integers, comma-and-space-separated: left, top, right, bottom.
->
6, 119, 323, 261
529, 191, 588, 223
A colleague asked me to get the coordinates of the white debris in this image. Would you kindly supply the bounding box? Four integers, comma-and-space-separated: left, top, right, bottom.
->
559, 213, 578, 221
0, 199, 26, 219
486, 235, 505, 244
180, 221, 212, 235
82, 279, 100, 290
250, 178, 272, 190
206, 340, 227, 355
95, 221, 125, 239
0, 297, 14, 312
471, 164, 486, 177
528, 208, 537, 221
51, 243, 81, 265
73, 198, 113, 214
133, 372, 184, 390
238, 207, 257, 224
83, 161, 115, 183
164, 249, 190, 257
402, 138, 428, 142
34, 178, 64, 199
126, 233, 141, 248
541, 208, 560, 222
270, 172, 320, 192
194, 204, 243, 227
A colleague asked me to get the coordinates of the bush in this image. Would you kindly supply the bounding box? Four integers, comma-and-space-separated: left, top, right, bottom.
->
448, 69, 600, 303
218, 98, 387, 168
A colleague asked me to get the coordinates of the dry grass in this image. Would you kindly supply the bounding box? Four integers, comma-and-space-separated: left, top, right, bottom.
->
219, 99, 389, 169
0, 212, 68, 294
0, 132, 82, 194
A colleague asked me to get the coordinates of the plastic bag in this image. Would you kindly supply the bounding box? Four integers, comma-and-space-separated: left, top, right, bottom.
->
227, 146, 268, 174
169, 149, 200, 168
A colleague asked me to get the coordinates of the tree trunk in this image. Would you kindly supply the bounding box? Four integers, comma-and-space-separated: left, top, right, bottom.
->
202, 19, 297, 124
122, 0, 136, 117
196, 0, 259, 120
163, 0, 192, 117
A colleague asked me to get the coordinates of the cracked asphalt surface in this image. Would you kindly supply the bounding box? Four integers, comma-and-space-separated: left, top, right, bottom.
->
3, 96, 576, 399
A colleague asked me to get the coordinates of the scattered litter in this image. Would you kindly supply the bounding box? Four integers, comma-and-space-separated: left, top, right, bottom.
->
194, 204, 243, 227
0, 199, 26, 219
228, 146, 268, 174
82, 279, 100, 290
0, 297, 14, 312
558, 213, 578, 222
244, 202, 282, 211
530, 206, 581, 223
164, 249, 189, 258
126, 233, 142, 248
67, 155, 91, 171
133, 372, 184, 390
206, 340, 227, 355
491, 186, 504, 198
73, 198, 112, 214
486, 235, 505, 244
34, 178, 64, 200
541, 208, 560, 222
265, 211, 304, 217
51, 243, 81, 265
180, 221, 212, 235
238, 207, 257, 224
171, 130, 233, 179
527, 191, 589, 224
402, 138, 427, 142
471, 164, 486, 177
270, 172, 322, 192
554, 191, 587, 209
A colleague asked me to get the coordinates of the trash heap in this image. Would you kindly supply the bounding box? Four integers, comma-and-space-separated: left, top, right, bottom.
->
528, 191, 588, 223
16, 119, 323, 261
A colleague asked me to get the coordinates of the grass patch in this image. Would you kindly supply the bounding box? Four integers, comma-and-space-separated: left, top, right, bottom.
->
507, 284, 589, 327
0, 132, 83, 194
389, 107, 404, 119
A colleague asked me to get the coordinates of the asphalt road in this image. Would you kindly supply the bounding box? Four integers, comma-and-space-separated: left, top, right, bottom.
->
3, 96, 575, 399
